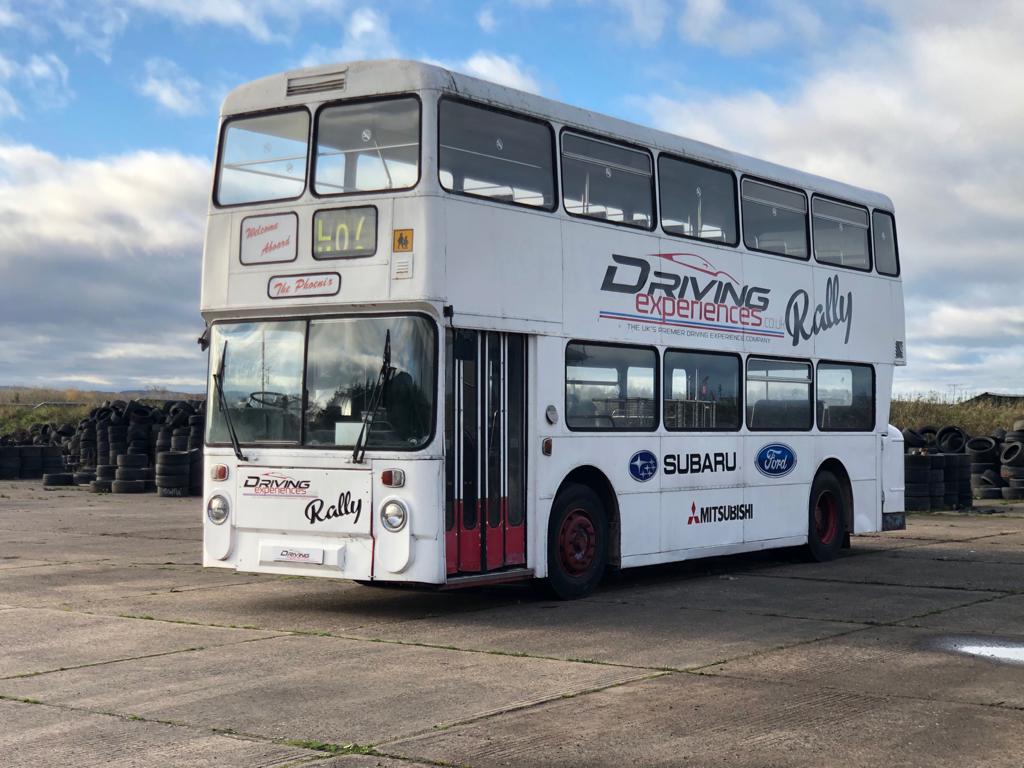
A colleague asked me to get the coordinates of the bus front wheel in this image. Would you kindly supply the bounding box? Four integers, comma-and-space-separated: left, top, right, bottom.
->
546, 483, 608, 600
807, 471, 846, 562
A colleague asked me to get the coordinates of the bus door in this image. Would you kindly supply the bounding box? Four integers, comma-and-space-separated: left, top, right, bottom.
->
445, 330, 527, 574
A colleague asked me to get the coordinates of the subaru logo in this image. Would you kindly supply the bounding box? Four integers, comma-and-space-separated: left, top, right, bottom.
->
628, 450, 658, 482
755, 443, 797, 478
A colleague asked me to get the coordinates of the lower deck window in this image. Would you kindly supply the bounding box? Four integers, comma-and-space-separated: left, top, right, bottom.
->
566, 342, 656, 430
817, 362, 874, 431
746, 358, 812, 430
664, 350, 740, 430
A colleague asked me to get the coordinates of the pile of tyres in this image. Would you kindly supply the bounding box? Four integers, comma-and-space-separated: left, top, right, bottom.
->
0, 399, 206, 498
963, 421, 1024, 501
902, 422, 1024, 510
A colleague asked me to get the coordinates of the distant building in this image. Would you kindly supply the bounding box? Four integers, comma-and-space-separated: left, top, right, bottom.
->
963, 392, 1024, 407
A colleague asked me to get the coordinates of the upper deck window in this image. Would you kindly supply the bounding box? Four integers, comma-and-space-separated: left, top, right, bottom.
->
812, 197, 870, 271
216, 110, 309, 206
314, 96, 420, 196
742, 178, 808, 259
439, 99, 555, 210
659, 156, 738, 245
561, 132, 653, 229
872, 210, 900, 276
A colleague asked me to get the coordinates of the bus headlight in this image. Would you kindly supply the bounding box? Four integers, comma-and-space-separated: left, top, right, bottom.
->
207, 495, 230, 525
380, 499, 408, 532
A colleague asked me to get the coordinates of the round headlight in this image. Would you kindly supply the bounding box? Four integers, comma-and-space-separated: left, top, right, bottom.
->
380, 499, 408, 532
207, 494, 230, 525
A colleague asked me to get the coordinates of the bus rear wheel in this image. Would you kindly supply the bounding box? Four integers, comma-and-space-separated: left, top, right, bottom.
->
546, 483, 608, 600
807, 470, 846, 562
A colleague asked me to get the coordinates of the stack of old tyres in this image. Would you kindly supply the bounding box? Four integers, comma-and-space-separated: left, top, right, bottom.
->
155, 451, 190, 497
1000, 419, 1024, 501
935, 426, 969, 509
904, 452, 931, 511
73, 466, 96, 486
0, 445, 19, 479
96, 414, 111, 472
41, 445, 73, 486
170, 427, 189, 452
18, 445, 42, 479
968, 436, 1003, 500
188, 448, 203, 496
928, 453, 948, 510
78, 417, 97, 468
108, 420, 128, 466
112, 453, 149, 494
91, 463, 115, 493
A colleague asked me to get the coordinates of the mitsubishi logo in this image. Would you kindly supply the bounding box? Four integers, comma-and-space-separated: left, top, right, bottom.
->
687, 502, 701, 525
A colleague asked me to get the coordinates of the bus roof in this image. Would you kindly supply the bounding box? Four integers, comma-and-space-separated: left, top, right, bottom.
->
221, 59, 894, 212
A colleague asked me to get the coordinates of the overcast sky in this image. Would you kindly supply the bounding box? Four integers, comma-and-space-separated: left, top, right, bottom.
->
0, 0, 1020, 397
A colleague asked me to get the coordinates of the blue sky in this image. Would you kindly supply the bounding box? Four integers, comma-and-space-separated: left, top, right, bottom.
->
0, 1, 1021, 396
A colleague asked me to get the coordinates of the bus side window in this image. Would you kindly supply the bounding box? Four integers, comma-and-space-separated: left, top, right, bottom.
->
817, 362, 874, 431
741, 178, 808, 259
812, 197, 870, 270
659, 156, 738, 246
872, 210, 900, 276
439, 99, 555, 210
565, 342, 657, 431
664, 350, 741, 431
561, 132, 654, 229
745, 357, 813, 431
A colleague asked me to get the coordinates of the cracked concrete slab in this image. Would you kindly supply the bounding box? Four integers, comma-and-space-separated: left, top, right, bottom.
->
0, 698, 315, 768
0, 562, 269, 608
0, 530, 199, 565
384, 673, 1024, 768
348, 598, 867, 669
900, 593, 1024, 636
0, 607, 281, 678
593, 571, 995, 624
703, 624, 1024, 708
0, 633, 657, 746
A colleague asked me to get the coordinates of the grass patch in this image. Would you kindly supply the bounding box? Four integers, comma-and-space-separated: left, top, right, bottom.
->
891, 396, 1024, 436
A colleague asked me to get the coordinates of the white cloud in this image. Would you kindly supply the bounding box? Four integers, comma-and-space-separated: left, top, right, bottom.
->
139, 58, 203, 115
457, 52, 541, 94
0, 142, 210, 388
609, 0, 670, 45
23, 54, 72, 108
302, 7, 400, 67
638, 5, 1024, 392
127, 0, 347, 43
678, 0, 822, 55
55, 2, 130, 62
477, 7, 498, 33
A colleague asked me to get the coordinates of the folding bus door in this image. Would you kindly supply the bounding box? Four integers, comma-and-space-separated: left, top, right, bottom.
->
445, 329, 527, 575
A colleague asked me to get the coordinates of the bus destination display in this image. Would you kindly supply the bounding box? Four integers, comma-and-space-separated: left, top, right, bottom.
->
314, 206, 376, 259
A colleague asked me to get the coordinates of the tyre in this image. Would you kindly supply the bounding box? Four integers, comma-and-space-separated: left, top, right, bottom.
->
115, 467, 148, 482
1010, 478, 1024, 489
111, 479, 146, 494
902, 429, 926, 448
905, 496, 930, 511
905, 483, 930, 496
117, 454, 149, 468
73, 471, 95, 485
937, 427, 966, 454
546, 483, 608, 600
157, 451, 189, 466
42, 472, 74, 486
929, 453, 946, 469
966, 437, 999, 463
975, 488, 1002, 500
807, 471, 846, 562
970, 462, 997, 474
90, 479, 112, 493
905, 454, 930, 469
1001, 442, 1024, 468
905, 468, 929, 484
155, 476, 189, 489
155, 464, 189, 477
1001, 487, 1024, 501
928, 469, 943, 483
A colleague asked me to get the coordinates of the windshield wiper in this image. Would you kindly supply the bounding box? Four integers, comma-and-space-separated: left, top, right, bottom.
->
352, 329, 392, 464
213, 340, 248, 462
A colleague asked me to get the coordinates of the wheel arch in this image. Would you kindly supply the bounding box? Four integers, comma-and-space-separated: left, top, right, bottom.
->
815, 457, 854, 537
554, 465, 621, 567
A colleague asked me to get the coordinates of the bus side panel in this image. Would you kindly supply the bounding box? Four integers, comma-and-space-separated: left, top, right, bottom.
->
742, 434, 816, 542
815, 435, 880, 534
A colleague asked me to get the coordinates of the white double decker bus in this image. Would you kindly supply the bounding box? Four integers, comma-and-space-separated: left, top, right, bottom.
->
201, 60, 906, 598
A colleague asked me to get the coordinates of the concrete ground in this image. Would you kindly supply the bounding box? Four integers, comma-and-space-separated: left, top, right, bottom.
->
2, 482, 1024, 767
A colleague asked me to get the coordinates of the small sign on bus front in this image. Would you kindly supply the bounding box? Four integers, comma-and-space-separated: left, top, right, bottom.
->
240, 212, 297, 264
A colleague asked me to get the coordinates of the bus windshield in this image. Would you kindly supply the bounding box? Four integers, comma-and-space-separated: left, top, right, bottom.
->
207, 315, 436, 450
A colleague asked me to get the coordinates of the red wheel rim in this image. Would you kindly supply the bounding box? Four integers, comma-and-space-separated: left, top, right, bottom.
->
558, 508, 597, 576
814, 491, 840, 545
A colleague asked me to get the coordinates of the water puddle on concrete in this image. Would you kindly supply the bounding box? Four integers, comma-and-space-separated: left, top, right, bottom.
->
932, 635, 1024, 666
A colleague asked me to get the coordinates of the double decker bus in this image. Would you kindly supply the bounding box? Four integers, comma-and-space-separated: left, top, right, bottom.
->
201, 60, 906, 599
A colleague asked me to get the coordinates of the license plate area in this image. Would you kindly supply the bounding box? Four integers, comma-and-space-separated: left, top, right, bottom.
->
236, 466, 372, 535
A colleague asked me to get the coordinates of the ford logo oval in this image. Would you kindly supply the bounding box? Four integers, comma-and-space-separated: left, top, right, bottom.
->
628, 450, 658, 482
755, 443, 797, 478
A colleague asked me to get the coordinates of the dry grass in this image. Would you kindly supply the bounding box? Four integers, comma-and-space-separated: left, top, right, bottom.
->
891, 397, 1024, 437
